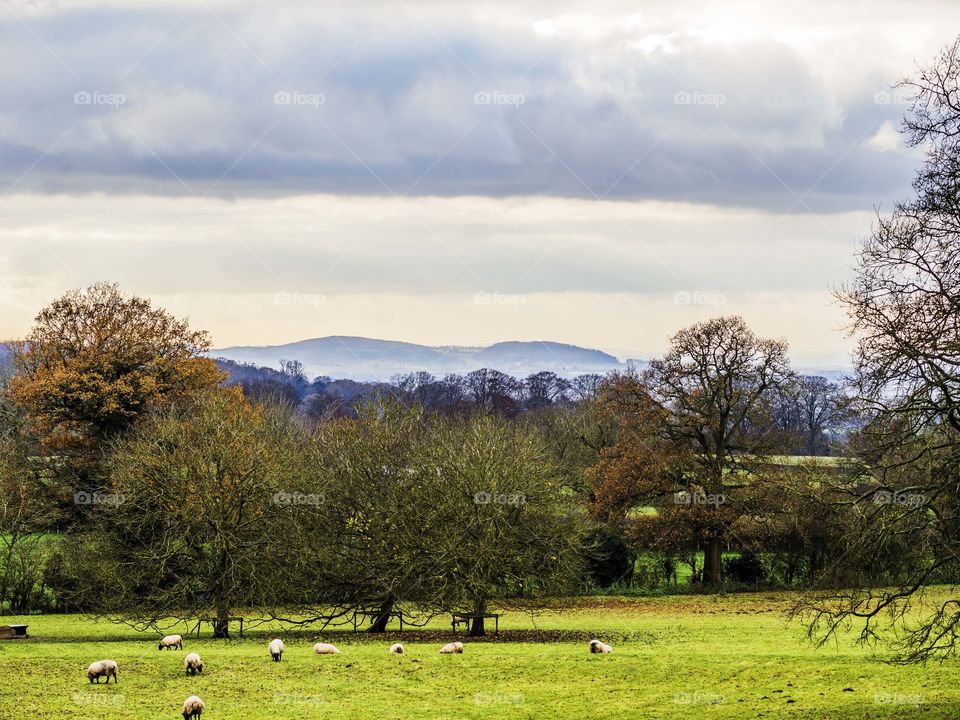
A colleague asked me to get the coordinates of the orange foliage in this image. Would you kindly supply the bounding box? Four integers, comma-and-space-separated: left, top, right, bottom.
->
587, 374, 691, 526
9, 283, 225, 467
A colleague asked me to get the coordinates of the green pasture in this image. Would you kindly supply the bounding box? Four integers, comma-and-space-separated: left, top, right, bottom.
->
0, 590, 956, 719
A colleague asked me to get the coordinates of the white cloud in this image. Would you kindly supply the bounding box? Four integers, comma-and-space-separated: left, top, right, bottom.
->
868, 121, 906, 154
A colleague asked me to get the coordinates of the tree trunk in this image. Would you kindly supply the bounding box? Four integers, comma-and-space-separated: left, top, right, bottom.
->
703, 537, 722, 585
213, 604, 230, 638
469, 597, 487, 637
808, 550, 821, 581
366, 594, 396, 633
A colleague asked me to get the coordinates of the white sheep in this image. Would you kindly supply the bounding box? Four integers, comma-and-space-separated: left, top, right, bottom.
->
389, 643, 405, 654
86, 659, 118, 684
184, 652, 203, 675
159, 634, 184, 651
589, 639, 613, 654
438, 641, 464, 654
269, 638, 285, 662
182, 695, 204, 720
313, 642, 340, 655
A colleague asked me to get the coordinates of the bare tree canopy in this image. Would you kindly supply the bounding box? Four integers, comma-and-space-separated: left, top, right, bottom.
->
646, 316, 793, 583
803, 36, 960, 663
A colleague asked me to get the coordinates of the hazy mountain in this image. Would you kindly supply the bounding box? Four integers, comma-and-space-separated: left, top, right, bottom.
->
211, 336, 625, 381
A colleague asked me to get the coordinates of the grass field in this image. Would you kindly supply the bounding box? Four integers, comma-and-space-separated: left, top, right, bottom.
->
1, 591, 957, 719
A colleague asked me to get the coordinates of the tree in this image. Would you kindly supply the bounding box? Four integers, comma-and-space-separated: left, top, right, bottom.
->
588, 373, 687, 527
420, 414, 586, 635
522, 371, 571, 411
0, 371, 64, 612
52, 389, 308, 637
279, 359, 307, 384
302, 400, 438, 632
527, 395, 609, 497
646, 316, 793, 584
570, 373, 605, 402
582, 526, 636, 588
239, 378, 302, 408
465, 368, 522, 415
801, 38, 960, 661
392, 371, 446, 412
0, 410, 61, 613
774, 376, 855, 455
9, 284, 224, 474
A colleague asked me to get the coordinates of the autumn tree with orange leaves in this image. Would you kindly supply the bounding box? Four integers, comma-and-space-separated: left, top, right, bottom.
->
9, 283, 224, 477
589, 318, 794, 585
587, 373, 689, 527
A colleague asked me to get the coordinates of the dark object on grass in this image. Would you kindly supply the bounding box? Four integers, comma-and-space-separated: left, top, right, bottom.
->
583, 528, 635, 588
724, 551, 767, 585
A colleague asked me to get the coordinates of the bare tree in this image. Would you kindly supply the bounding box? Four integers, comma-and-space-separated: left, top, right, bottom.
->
523, 371, 571, 410
775, 376, 855, 455
465, 368, 521, 415
646, 316, 794, 584
800, 37, 960, 662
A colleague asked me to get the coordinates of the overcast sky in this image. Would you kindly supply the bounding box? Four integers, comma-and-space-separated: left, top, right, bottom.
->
0, 0, 955, 365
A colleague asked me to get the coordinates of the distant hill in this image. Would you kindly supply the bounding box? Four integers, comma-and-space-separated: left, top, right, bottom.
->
211, 336, 625, 381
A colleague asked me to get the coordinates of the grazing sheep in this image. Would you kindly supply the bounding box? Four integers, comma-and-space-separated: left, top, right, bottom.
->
184, 652, 203, 675
269, 638, 285, 662
182, 695, 204, 720
438, 641, 464, 654
86, 659, 118, 684
159, 634, 184, 651
589, 639, 613, 654
389, 643, 405, 654
313, 642, 340, 655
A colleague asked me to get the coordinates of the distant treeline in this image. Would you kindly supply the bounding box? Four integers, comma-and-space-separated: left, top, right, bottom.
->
217, 357, 856, 458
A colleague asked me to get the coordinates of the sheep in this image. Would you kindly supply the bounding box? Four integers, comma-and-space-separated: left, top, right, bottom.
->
438, 641, 464, 654
589, 639, 613, 654
389, 643, 405, 654
86, 659, 118, 684
159, 634, 184, 651
268, 638, 285, 662
313, 642, 340, 655
184, 652, 203, 675
182, 695, 204, 720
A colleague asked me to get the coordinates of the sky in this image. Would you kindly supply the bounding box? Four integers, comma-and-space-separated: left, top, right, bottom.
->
0, 0, 955, 366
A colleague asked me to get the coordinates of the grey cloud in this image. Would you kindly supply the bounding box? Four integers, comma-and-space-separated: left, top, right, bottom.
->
0, 6, 923, 209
